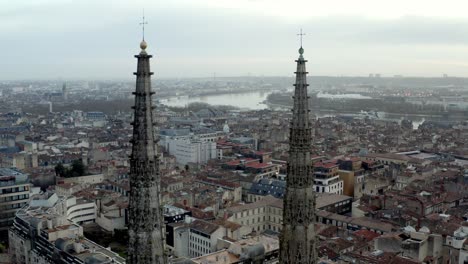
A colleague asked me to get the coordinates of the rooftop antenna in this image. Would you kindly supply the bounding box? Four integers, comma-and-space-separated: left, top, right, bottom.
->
140, 9, 148, 41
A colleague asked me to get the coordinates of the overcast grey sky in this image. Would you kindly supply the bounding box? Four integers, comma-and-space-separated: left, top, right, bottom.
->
2, 0, 468, 80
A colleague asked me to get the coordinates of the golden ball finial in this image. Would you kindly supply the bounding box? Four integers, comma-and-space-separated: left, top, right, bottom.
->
140, 40, 147, 50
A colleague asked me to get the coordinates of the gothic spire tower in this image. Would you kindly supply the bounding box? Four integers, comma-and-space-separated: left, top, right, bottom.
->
280, 32, 317, 264
127, 37, 166, 263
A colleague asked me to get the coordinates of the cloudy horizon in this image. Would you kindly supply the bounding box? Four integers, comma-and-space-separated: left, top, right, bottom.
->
3, 0, 468, 80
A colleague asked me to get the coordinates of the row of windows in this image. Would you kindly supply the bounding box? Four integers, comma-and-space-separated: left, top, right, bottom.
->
189, 235, 209, 246
240, 216, 265, 225
0, 202, 27, 211
68, 206, 95, 214
235, 207, 266, 218
0, 186, 28, 195
317, 216, 385, 234
269, 207, 282, 214
189, 242, 210, 257
337, 200, 351, 206
315, 185, 343, 194
70, 212, 95, 220
0, 212, 16, 220
270, 225, 282, 232
0, 194, 29, 203
236, 206, 284, 221
239, 214, 283, 226
0, 219, 14, 227
249, 224, 282, 232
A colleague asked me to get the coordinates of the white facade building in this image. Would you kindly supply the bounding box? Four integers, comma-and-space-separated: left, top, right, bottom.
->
188, 219, 224, 258
9, 192, 123, 264
313, 175, 344, 194
159, 128, 225, 165
172, 217, 225, 258
59, 174, 105, 185
172, 222, 190, 258
445, 224, 468, 264
66, 196, 96, 224
313, 163, 344, 195
0, 168, 32, 231
95, 201, 126, 233
460, 246, 468, 264
166, 138, 216, 165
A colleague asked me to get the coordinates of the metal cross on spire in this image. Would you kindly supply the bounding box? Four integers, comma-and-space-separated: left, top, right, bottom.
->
297, 28, 306, 47
140, 9, 148, 40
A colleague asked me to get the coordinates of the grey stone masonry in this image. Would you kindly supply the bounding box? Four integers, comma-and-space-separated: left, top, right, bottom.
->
127, 42, 167, 264
279, 46, 317, 264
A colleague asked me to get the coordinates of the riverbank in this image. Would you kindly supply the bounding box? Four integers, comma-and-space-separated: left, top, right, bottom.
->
160, 90, 466, 127
266, 92, 468, 119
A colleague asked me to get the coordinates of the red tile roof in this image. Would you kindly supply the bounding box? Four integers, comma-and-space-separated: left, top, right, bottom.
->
245, 162, 273, 169
353, 229, 381, 241
314, 162, 338, 169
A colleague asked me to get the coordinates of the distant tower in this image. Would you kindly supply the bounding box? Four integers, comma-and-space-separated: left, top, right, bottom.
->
279, 33, 317, 263
62, 83, 68, 100
127, 38, 166, 263
223, 121, 230, 133
49, 102, 53, 113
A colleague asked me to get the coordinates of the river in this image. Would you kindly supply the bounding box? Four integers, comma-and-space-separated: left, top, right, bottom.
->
159, 91, 271, 110
160, 91, 372, 110
161, 91, 463, 129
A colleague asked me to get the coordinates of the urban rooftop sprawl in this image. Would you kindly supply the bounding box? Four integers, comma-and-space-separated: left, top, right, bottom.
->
1, 20, 468, 264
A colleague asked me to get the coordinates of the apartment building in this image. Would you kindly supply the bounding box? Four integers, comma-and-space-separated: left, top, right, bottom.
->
313, 162, 344, 194
0, 168, 31, 230
8, 192, 123, 264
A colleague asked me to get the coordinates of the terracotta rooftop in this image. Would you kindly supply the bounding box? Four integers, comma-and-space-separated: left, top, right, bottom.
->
314, 162, 338, 169
227, 194, 352, 213
190, 219, 220, 235
366, 153, 412, 161
318, 246, 339, 260
245, 162, 273, 169
325, 237, 354, 252
213, 219, 242, 231
353, 229, 381, 241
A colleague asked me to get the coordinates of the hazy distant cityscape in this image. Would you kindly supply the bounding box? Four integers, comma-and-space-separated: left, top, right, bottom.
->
2, 75, 468, 115
1, 69, 467, 264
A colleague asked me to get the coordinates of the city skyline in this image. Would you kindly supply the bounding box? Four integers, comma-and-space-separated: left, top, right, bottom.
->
3, 0, 468, 79
1, 2, 468, 262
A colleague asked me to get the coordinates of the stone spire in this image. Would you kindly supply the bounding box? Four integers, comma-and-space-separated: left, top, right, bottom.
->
127, 41, 166, 264
279, 45, 317, 263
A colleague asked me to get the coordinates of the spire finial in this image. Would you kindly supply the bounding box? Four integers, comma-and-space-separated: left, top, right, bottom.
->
297, 28, 305, 57
297, 28, 305, 48
139, 9, 148, 51
140, 9, 148, 41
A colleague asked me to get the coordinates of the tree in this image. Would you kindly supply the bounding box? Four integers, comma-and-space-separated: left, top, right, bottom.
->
54, 163, 65, 177
0, 243, 6, 253
70, 160, 86, 177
